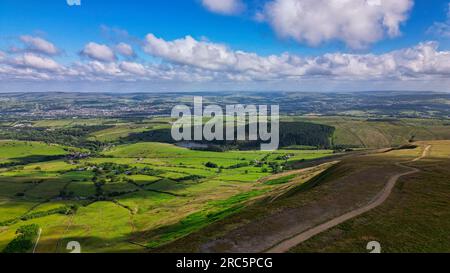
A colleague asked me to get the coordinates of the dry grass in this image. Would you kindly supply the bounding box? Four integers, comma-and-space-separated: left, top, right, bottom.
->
291, 141, 450, 253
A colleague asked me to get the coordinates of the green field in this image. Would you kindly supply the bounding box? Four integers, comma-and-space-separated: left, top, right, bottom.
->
0, 139, 333, 252
0, 140, 69, 165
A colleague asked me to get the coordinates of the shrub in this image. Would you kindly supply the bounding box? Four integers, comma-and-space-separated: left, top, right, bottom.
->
204, 162, 218, 168
2, 224, 40, 253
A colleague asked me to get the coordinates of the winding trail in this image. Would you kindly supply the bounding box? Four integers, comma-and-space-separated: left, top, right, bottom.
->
266, 145, 431, 253
33, 228, 42, 253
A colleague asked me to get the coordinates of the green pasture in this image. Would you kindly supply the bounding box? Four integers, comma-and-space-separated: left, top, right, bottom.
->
0, 139, 333, 252
0, 140, 68, 164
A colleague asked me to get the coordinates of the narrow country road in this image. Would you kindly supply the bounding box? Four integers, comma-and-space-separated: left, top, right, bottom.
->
266, 145, 431, 253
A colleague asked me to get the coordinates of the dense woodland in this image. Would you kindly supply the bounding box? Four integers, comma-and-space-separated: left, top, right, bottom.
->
124, 121, 335, 150
0, 125, 110, 151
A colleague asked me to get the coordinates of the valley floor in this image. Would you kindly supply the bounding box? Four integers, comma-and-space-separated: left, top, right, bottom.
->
0, 140, 333, 252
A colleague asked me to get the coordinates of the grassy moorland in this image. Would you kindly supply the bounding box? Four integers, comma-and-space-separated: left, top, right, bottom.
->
290, 140, 450, 253
284, 116, 450, 148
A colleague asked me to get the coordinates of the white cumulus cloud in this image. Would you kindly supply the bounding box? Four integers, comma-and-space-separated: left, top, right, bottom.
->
81, 42, 116, 62
201, 0, 245, 15
115, 42, 135, 57
120, 61, 147, 75
2, 35, 450, 85
14, 53, 61, 71
260, 0, 413, 48
20, 35, 59, 55
142, 33, 450, 80
144, 34, 242, 70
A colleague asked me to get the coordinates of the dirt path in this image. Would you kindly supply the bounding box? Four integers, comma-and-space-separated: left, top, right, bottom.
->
266, 145, 431, 253
33, 228, 42, 253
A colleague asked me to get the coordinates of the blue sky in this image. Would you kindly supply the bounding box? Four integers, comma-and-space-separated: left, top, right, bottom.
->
1, 0, 450, 92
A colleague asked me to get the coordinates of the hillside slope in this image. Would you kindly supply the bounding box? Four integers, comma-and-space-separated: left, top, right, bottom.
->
297, 117, 450, 148
291, 140, 450, 253
154, 141, 450, 253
